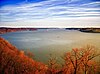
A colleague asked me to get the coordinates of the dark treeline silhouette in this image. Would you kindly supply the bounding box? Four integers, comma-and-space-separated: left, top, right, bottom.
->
79, 28, 100, 33
0, 37, 100, 74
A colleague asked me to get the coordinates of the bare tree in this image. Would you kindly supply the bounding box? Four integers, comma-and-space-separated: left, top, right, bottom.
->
63, 45, 100, 74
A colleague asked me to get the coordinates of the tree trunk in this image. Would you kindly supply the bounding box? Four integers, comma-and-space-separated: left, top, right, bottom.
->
74, 69, 77, 74
85, 67, 87, 74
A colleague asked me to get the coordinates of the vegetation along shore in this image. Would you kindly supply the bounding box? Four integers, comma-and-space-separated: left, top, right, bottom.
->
0, 37, 100, 74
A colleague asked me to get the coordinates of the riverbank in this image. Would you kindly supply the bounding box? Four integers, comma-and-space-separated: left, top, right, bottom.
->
0, 37, 48, 74
0, 27, 37, 34
0, 27, 100, 34
79, 28, 100, 33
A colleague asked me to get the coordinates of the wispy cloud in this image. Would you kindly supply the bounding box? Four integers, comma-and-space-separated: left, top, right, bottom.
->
0, 0, 100, 27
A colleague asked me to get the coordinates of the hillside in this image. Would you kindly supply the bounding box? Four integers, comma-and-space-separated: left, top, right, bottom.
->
0, 37, 48, 74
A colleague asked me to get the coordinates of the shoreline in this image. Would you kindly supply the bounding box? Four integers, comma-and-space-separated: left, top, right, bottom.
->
0, 27, 37, 34
79, 28, 100, 33
0, 27, 100, 34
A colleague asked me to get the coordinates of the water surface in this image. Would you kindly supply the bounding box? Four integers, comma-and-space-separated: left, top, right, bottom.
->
0, 29, 100, 64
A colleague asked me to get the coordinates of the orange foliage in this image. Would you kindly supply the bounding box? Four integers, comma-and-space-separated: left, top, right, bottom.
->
63, 45, 100, 74
0, 37, 100, 74
0, 37, 47, 74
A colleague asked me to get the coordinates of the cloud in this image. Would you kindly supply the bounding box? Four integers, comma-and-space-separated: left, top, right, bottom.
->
0, 0, 100, 27
81, 1, 100, 7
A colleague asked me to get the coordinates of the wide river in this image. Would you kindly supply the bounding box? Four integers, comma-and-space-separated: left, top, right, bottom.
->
0, 29, 100, 64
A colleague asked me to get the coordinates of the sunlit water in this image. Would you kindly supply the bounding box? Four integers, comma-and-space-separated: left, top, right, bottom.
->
0, 29, 100, 64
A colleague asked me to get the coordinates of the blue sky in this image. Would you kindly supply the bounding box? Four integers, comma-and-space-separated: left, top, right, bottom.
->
0, 0, 100, 28
0, 0, 47, 6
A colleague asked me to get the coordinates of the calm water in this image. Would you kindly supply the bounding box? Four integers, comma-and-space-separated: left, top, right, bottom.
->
0, 29, 100, 64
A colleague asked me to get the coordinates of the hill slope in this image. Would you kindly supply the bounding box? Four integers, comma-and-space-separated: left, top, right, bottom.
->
0, 37, 48, 74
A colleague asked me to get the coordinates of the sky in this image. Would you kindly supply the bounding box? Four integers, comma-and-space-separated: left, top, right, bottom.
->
0, 0, 100, 28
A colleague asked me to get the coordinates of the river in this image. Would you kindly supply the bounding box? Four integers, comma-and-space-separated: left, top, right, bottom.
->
0, 29, 100, 64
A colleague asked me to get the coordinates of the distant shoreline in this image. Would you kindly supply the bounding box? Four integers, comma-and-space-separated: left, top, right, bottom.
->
0, 27, 100, 34
0, 27, 37, 34
79, 28, 100, 33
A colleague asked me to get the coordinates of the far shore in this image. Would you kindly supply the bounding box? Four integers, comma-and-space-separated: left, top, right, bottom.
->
0, 27, 100, 34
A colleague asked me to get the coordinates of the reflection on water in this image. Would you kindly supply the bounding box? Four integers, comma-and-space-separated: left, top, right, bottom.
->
0, 29, 100, 64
